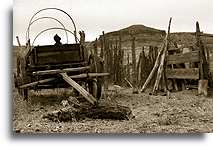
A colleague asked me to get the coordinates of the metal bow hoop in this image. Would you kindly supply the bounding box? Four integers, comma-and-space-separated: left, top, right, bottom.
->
32, 27, 80, 46
26, 7, 78, 45
26, 17, 69, 44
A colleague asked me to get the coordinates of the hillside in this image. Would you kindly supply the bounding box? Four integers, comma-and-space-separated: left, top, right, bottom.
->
100, 24, 166, 47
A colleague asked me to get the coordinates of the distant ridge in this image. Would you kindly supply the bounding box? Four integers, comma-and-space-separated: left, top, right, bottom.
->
104, 24, 166, 37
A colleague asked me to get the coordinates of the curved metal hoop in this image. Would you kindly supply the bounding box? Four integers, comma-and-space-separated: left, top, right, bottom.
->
27, 8, 77, 44
26, 17, 69, 44
32, 27, 80, 46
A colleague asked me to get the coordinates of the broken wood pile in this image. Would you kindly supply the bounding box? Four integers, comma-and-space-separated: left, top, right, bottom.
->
43, 97, 134, 122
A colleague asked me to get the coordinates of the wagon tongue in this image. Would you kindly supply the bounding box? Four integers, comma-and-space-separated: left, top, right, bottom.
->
60, 73, 97, 105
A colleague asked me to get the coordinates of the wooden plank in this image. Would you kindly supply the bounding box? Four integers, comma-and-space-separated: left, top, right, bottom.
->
198, 80, 208, 96
141, 40, 165, 92
204, 38, 213, 44
35, 44, 81, 53
60, 73, 96, 105
32, 66, 90, 75
37, 50, 82, 65
19, 73, 109, 89
207, 44, 213, 48
167, 51, 200, 65
70, 73, 110, 79
166, 68, 199, 79
200, 33, 213, 38
28, 61, 87, 70
153, 17, 172, 93
19, 78, 56, 89
168, 47, 181, 51
131, 36, 136, 86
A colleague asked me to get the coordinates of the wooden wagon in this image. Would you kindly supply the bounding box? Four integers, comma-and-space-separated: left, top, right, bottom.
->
14, 8, 109, 105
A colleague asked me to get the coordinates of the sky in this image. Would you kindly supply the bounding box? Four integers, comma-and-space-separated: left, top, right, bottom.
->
13, 0, 213, 45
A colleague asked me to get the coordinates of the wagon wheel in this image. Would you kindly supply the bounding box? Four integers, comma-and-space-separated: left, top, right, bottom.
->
88, 54, 104, 100
15, 54, 29, 100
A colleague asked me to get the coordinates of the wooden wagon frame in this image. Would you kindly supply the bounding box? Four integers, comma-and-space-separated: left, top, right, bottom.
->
14, 8, 109, 105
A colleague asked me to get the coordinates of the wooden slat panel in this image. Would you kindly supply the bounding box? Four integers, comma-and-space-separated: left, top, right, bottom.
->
207, 44, 213, 48
37, 50, 82, 65
35, 44, 81, 53
201, 33, 213, 38
204, 38, 213, 44
33, 44, 84, 65
168, 47, 181, 51
167, 51, 200, 65
166, 68, 199, 79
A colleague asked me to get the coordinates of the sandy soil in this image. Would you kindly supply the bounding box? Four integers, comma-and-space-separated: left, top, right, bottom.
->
12, 86, 213, 134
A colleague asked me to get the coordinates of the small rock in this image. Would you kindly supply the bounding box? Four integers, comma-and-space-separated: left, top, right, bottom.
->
132, 88, 139, 94
14, 129, 21, 133
27, 123, 32, 127
68, 96, 80, 106
51, 129, 57, 132
35, 128, 40, 132
61, 100, 69, 107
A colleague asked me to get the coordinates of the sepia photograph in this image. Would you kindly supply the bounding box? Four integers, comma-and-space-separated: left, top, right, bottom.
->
12, 0, 213, 134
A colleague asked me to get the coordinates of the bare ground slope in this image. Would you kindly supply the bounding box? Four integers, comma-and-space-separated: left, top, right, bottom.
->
13, 87, 213, 134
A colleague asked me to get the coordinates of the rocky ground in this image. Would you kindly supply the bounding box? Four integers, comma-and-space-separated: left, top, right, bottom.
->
12, 86, 213, 134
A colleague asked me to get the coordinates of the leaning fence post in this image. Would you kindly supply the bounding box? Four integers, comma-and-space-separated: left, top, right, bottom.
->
196, 22, 208, 96
152, 17, 172, 94
94, 38, 98, 55
130, 33, 138, 93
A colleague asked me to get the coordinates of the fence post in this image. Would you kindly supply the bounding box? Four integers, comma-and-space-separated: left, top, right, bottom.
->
131, 35, 138, 93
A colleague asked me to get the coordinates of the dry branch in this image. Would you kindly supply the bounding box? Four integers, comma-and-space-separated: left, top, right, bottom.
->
152, 18, 172, 93
140, 41, 165, 92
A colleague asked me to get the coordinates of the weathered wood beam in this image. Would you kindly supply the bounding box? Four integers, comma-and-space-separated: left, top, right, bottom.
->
100, 31, 105, 58
166, 68, 199, 79
168, 47, 181, 51
153, 17, 172, 93
131, 36, 136, 86
167, 51, 200, 65
19, 78, 56, 89
196, 21, 208, 80
60, 73, 97, 105
94, 38, 98, 55
19, 73, 109, 89
199, 33, 213, 38
140, 41, 165, 92
198, 79, 208, 96
137, 52, 142, 86
32, 66, 90, 76
71, 73, 110, 79
124, 77, 133, 88
16, 36, 21, 47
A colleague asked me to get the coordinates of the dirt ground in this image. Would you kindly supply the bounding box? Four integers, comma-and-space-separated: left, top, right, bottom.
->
12, 85, 213, 134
